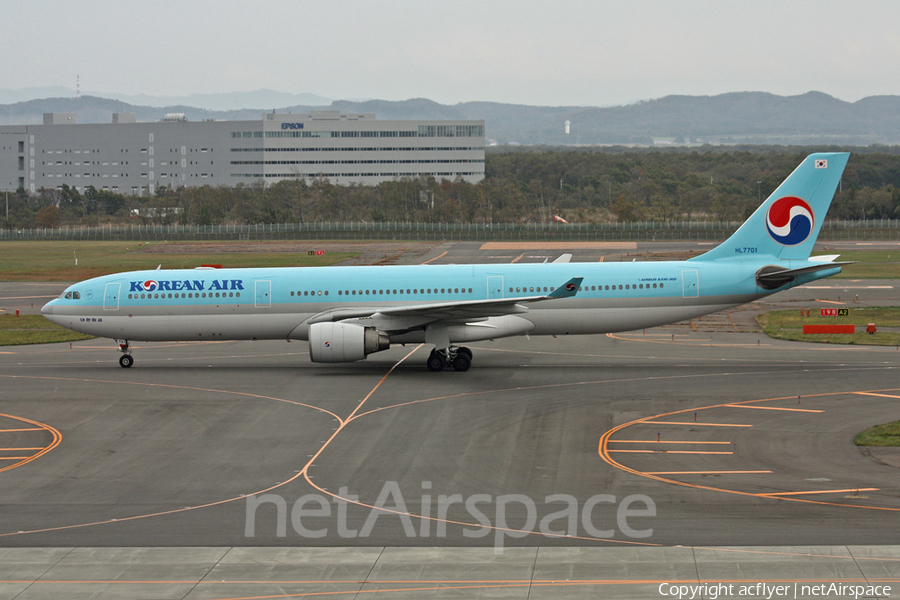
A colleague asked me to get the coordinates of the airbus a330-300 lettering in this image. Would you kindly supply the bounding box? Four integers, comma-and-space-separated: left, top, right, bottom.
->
42, 153, 852, 372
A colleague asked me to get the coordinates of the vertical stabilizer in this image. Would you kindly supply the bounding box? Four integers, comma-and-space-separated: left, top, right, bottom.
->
691, 153, 849, 262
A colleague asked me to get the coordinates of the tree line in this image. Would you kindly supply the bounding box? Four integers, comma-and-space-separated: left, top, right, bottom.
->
4, 147, 900, 230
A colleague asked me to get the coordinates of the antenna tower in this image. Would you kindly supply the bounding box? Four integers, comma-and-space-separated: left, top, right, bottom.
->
76, 75, 81, 100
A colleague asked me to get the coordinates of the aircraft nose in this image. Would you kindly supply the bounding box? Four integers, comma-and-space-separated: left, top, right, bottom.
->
41, 301, 54, 317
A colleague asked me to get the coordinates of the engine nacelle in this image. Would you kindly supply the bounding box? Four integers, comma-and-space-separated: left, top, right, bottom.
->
308, 322, 390, 363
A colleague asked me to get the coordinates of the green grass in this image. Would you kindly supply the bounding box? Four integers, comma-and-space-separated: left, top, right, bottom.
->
816, 250, 900, 279
855, 421, 900, 447
757, 307, 900, 346
0, 314, 94, 346
0, 241, 359, 281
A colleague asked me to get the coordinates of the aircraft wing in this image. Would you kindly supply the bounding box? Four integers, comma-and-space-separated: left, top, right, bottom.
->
307, 276, 583, 332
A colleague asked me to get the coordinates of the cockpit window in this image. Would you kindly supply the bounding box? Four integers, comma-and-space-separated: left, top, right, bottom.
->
64, 291, 81, 300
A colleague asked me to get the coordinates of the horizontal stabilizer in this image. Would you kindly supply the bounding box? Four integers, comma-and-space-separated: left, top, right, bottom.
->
756, 262, 854, 289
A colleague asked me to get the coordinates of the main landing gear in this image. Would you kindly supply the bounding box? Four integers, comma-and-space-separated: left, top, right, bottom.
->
427, 346, 472, 372
117, 339, 134, 368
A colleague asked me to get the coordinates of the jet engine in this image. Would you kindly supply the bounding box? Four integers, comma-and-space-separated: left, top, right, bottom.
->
308, 322, 390, 363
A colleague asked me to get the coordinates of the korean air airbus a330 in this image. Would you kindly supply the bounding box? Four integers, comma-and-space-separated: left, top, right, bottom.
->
42, 152, 851, 372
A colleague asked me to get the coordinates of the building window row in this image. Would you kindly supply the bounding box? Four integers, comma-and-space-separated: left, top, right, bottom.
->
236, 171, 484, 179
230, 146, 484, 153
418, 125, 485, 138
230, 159, 484, 166
246, 127, 484, 140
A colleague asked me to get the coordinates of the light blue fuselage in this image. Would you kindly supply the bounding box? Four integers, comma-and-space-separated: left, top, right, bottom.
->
40, 259, 837, 344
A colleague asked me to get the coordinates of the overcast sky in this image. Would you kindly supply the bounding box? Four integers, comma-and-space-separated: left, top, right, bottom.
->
5, 0, 899, 106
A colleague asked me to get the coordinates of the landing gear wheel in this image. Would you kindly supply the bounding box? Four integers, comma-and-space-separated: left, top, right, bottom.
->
427, 351, 446, 372
451, 352, 471, 372
119, 354, 134, 368
457, 346, 473, 360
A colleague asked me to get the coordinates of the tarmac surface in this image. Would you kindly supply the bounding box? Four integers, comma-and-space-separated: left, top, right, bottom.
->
1, 240, 899, 598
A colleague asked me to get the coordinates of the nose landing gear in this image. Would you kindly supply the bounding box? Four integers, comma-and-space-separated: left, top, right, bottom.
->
117, 339, 134, 368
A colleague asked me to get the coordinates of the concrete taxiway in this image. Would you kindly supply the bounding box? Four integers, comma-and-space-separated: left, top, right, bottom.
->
1, 241, 899, 597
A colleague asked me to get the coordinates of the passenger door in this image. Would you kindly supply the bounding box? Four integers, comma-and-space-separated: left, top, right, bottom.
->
103, 283, 121, 311
487, 275, 504, 299
255, 280, 272, 308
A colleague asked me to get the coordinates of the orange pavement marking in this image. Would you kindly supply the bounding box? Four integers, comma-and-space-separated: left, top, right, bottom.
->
764, 488, 880, 497
608, 440, 731, 444
645, 421, 753, 427
646, 471, 773, 475
599, 387, 900, 512
853, 392, 900, 399
419, 251, 447, 265
608, 450, 734, 455
724, 404, 824, 413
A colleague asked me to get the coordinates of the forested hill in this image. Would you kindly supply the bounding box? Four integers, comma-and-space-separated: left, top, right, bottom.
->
3, 92, 900, 146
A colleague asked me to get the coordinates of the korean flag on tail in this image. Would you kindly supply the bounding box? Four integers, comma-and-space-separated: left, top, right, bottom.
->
815, 159, 828, 169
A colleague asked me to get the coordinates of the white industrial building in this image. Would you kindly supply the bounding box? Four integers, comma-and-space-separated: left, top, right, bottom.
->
0, 111, 485, 194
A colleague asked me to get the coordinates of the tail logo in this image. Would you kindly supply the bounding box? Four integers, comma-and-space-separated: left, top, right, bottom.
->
766, 196, 814, 246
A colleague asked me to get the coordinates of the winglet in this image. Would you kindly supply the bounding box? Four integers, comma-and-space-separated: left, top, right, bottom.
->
547, 277, 583, 299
